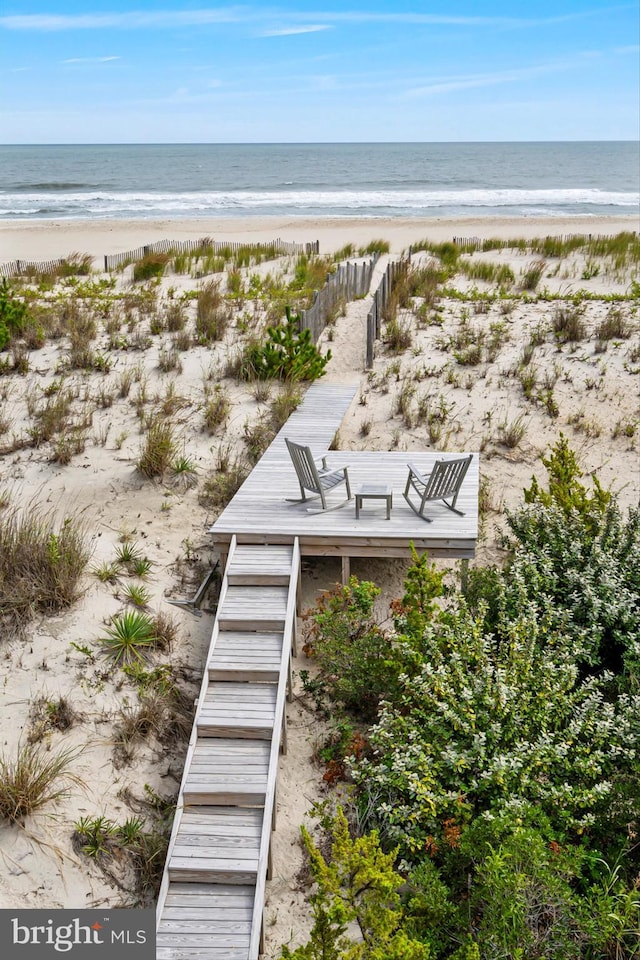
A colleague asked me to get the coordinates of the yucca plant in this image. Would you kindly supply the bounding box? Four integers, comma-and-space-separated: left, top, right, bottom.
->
131, 556, 153, 579
100, 610, 156, 665
114, 541, 143, 566
73, 815, 118, 858
92, 560, 120, 584
120, 583, 152, 609
171, 455, 198, 490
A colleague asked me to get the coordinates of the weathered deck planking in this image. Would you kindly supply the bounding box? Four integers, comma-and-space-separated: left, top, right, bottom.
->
212, 450, 478, 558
157, 885, 254, 960
183, 739, 270, 807
156, 539, 300, 959
216, 585, 290, 631
226, 545, 294, 585
197, 683, 278, 740
210, 383, 479, 561
169, 807, 262, 884
208, 631, 285, 683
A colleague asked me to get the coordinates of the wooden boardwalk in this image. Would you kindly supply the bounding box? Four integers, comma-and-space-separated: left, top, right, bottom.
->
156, 537, 300, 959
211, 382, 479, 565
157, 381, 479, 958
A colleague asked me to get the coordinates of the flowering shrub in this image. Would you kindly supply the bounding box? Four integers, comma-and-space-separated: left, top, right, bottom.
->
288, 439, 640, 959
355, 594, 640, 856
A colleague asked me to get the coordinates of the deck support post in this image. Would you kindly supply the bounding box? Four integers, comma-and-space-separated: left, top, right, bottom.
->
460, 558, 470, 594
341, 555, 350, 584
287, 655, 294, 703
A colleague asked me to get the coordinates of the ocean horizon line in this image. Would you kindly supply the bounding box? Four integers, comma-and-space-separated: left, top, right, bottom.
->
1, 138, 638, 148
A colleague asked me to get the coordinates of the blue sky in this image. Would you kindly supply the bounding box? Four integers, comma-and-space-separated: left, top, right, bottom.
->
1, 2, 638, 143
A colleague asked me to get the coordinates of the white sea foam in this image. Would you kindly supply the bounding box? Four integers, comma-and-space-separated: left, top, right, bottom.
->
0, 187, 637, 220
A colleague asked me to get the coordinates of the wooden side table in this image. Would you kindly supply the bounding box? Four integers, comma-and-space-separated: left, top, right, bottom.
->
354, 483, 393, 520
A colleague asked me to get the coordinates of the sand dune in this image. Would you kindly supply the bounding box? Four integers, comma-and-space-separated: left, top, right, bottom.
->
0, 216, 637, 955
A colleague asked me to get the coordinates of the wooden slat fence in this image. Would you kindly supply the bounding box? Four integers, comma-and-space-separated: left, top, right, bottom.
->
365, 255, 411, 369
299, 255, 378, 343
104, 237, 318, 272
0, 258, 68, 279
451, 233, 631, 253
0, 239, 319, 278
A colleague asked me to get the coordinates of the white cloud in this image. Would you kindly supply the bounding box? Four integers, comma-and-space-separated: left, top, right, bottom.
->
260, 24, 332, 37
3, 5, 628, 32
62, 56, 121, 63
308, 73, 338, 90
404, 61, 576, 98
0, 8, 244, 31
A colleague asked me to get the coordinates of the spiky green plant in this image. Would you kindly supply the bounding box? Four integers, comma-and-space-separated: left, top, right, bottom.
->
171, 456, 198, 490
73, 815, 118, 858
131, 556, 153, 579
120, 583, 152, 609
114, 541, 143, 566
92, 560, 120, 584
100, 610, 156, 665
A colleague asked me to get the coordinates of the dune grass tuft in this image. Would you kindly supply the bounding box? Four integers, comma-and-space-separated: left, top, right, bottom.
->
137, 417, 177, 478
0, 742, 84, 822
0, 505, 91, 632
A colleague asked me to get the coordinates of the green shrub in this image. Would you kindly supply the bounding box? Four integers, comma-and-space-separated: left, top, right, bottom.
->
405, 815, 640, 960
302, 578, 400, 722
522, 432, 610, 525
356, 590, 640, 858
241, 308, 330, 382
281, 806, 429, 960
132, 253, 170, 282
0, 279, 28, 350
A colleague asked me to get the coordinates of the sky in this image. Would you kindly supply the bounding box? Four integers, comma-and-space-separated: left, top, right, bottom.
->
1, 1, 638, 143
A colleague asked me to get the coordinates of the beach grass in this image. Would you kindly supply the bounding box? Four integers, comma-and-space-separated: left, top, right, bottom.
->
0, 504, 91, 631
0, 743, 84, 822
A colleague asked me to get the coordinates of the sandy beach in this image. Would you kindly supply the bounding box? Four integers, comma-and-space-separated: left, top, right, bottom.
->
0, 214, 638, 954
1, 214, 637, 263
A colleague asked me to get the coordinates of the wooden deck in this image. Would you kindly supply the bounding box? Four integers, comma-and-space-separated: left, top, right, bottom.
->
157, 382, 479, 958
211, 382, 479, 562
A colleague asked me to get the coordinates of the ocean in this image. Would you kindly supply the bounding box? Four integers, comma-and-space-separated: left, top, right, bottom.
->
0, 142, 638, 221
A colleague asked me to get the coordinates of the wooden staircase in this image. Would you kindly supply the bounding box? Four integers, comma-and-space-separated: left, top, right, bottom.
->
156, 536, 300, 959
